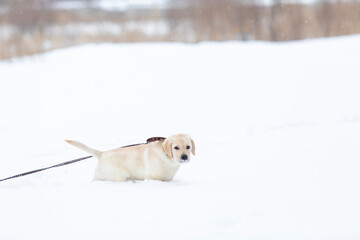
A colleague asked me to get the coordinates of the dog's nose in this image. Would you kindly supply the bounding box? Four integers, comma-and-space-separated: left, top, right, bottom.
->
181, 154, 188, 160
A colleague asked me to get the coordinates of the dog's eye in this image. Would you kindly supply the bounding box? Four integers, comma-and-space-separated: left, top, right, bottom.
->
174, 146, 179, 150
186, 145, 191, 149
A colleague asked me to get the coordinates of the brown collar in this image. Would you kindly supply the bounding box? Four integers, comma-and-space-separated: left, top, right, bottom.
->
146, 137, 166, 143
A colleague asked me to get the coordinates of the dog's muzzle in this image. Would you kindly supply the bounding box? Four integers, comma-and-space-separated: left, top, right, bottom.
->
180, 154, 189, 163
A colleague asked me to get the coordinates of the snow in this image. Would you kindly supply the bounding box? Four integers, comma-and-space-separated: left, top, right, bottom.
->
52, 0, 324, 11
1, 35, 360, 239
51, 0, 326, 11
54, 0, 169, 10
42, 21, 168, 39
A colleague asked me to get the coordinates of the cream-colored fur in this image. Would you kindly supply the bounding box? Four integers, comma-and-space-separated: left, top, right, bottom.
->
65, 134, 195, 182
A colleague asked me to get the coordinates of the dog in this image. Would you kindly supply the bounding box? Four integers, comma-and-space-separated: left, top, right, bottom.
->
65, 134, 195, 182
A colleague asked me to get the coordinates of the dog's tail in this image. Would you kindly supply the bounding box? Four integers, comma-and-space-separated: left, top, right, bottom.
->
65, 140, 102, 159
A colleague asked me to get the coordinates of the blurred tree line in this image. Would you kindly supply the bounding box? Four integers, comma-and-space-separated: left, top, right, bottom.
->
167, 0, 360, 41
0, 0, 360, 59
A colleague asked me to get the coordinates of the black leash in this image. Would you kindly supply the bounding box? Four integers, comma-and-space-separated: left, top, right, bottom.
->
0, 137, 166, 183
0, 155, 93, 183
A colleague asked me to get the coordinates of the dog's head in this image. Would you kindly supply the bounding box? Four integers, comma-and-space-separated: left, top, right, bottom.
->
162, 134, 195, 164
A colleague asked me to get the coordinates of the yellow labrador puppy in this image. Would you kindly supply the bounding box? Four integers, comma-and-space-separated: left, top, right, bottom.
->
65, 134, 195, 182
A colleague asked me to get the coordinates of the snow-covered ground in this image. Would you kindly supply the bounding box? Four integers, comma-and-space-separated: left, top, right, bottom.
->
54, 0, 169, 10
1, 35, 360, 239
52, 0, 321, 11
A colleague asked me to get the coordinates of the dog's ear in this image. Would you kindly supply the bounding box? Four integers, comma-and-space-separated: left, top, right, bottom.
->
191, 138, 195, 156
162, 138, 173, 159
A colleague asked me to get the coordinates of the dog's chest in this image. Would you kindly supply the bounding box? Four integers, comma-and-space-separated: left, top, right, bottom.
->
145, 151, 179, 181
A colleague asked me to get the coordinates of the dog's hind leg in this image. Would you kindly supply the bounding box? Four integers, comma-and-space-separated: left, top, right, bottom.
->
94, 163, 129, 182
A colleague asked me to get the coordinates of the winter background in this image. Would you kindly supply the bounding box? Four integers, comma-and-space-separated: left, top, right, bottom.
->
1, 0, 360, 240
